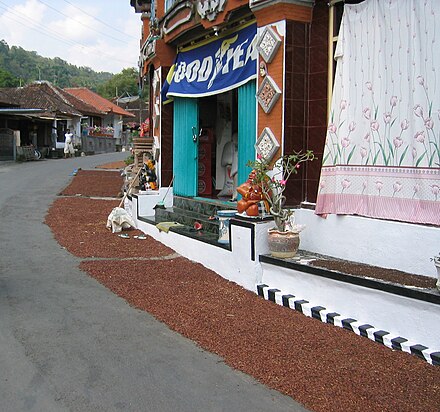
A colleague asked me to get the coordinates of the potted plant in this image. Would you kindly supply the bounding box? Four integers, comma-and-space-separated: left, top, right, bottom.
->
241, 150, 315, 258
431, 252, 440, 290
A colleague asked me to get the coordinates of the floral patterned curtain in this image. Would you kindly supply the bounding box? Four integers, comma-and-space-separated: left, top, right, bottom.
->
315, 0, 440, 225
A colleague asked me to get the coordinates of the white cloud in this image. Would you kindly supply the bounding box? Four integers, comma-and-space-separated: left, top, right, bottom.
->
0, 0, 141, 73
0, 0, 47, 44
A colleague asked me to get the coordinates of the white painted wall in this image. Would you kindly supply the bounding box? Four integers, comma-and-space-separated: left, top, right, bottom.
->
260, 263, 440, 351
127, 197, 440, 352
134, 187, 174, 217
130, 195, 272, 290
295, 208, 440, 278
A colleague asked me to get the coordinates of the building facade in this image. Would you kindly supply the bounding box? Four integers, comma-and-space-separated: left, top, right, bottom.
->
130, 0, 332, 206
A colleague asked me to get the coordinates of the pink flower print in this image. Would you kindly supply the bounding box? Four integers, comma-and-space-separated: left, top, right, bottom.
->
375, 181, 383, 195
348, 121, 356, 132
413, 104, 424, 118
383, 112, 392, 124
280, 180, 287, 186
370, 120, 380, 131
393, 137, 403, 148
363, 107, 371, 119
360, 147, 367, 158
340, 100, 347, 110
431, 185, 440, 200
341, 137, 350, 148
401, 119, 409, 130
341, 179, 351, 192
362, 181, 367, 194
412, 184, 420, 198
424, 118, 434, 129
390, 96, 398, 107
257, 153, 262, 160
364, 133, 371, 142
365, 81, 373, 91
328, 123, 337, 133
417, 76, 425, 86
414, 131, 425, 143
392, 181, 402, 197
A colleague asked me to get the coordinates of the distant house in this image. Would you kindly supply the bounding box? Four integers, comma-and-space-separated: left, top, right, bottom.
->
64, 87, 135, 142
0, 81, 136, 159
0, 81, 86, 157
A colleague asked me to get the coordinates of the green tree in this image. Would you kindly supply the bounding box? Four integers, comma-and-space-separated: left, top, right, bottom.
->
0, 40, 114, 89
0, 67, 19, 87
97, 67, 139, 99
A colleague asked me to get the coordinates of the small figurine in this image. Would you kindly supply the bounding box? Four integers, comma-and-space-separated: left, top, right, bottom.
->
139, 159, 158, 190
235, 170, 267, 216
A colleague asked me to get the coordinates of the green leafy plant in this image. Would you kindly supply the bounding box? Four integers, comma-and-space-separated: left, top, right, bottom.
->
124, 154, 134, 165
246, 150, 315, 231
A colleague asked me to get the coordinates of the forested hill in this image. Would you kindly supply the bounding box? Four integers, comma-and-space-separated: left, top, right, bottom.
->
0, 40, 113, 90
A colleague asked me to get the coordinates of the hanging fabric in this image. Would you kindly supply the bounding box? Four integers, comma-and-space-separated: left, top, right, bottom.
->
315, 0, 440, 225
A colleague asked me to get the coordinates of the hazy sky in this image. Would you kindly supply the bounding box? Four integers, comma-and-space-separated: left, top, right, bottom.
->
0, 0, 142, 73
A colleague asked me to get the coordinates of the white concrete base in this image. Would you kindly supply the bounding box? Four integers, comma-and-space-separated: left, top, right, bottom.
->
133, 187, 174, 217
128, 195, 273, 291
259, 262, 440, 352
126, 197, 440, 363
296, 208, 440, 279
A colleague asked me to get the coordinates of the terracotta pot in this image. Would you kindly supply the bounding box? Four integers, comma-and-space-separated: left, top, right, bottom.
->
267, 229, 300, 259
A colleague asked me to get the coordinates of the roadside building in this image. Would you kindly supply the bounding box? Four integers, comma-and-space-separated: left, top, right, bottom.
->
129, 0, 440, 283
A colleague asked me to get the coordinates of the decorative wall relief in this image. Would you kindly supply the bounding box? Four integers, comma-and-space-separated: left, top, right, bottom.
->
163, 2, 194, 35
196, 0, 227, 21
256, 75, 281, 113
255, 127, 279, 161
257, 26, 281, 63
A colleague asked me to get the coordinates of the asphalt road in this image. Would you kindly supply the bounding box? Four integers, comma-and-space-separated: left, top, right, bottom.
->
0, 154, 308, 412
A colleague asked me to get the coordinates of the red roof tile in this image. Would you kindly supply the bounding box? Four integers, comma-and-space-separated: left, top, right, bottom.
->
64, 88, 135, 118
1, 82, 83, 117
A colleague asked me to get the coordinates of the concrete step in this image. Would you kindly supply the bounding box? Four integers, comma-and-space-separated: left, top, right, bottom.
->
155, 206, 220, 233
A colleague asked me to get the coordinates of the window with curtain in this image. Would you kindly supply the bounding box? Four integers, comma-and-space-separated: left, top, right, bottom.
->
316, 0, 440, 225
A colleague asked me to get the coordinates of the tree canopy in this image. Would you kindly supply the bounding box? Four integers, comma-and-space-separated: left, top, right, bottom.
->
0, 40, 139, 96
97, 67, 140, 99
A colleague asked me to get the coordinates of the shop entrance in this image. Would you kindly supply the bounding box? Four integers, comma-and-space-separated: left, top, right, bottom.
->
172, 80, 256, 200
198, 90, 238, 199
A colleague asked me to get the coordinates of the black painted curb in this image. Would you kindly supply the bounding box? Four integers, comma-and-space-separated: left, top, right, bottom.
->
256, 284, 440, 366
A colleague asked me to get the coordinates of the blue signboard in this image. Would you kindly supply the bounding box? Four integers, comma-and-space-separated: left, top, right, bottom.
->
163, 23, 257, 99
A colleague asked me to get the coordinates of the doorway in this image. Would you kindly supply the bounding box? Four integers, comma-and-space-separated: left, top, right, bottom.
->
172, 80, 256, 200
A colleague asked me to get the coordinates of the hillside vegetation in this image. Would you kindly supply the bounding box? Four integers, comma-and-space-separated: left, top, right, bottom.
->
0, 40, 139, 99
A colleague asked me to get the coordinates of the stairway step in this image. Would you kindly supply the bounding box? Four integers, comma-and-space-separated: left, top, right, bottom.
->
155, 207, 220, 234
173, 196, 237, 216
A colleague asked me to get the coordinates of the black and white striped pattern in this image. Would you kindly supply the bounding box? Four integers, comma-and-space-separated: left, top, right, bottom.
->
257, 284, 440, 366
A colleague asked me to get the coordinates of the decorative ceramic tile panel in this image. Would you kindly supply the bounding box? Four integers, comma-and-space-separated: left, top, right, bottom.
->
257, 26, 282, 63
255, 127, 279, 161
257, 76, 281, 113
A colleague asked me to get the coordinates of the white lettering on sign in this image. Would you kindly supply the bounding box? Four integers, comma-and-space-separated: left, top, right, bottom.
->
172, 33, 258, 88
198, 57, 213, 81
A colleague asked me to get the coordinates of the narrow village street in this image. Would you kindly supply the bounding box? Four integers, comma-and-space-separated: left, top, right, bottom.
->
0, 154, 307, 412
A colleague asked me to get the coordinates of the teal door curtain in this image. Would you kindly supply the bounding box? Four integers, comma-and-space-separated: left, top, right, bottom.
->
238, 79, 257, 187
173, 97, 199, 197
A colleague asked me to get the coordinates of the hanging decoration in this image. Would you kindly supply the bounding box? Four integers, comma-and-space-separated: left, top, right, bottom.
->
315, 0, 440, 226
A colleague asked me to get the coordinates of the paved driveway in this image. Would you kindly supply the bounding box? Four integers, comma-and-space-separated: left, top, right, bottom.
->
0, 154, 308, 412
